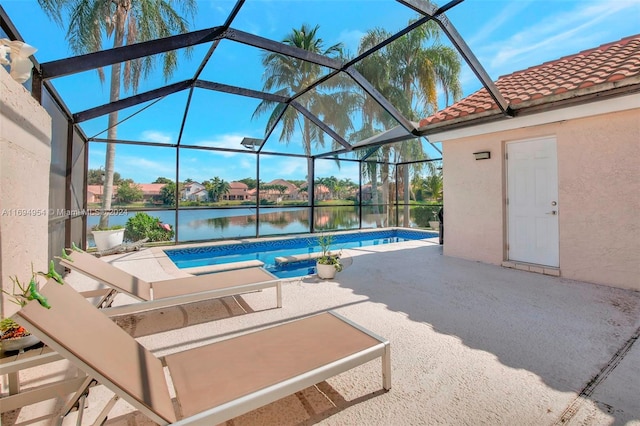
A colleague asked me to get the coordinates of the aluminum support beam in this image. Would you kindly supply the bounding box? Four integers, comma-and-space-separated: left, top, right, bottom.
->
195, 80, 289, 103
346, 67, 418, 133
40, 27, 226, 79
224, 28, 343, 70
345, 16, 431, 68
313, 148, 351, 159
223, 0, 246, 28
396, 0, 512, 116
436, 16, 512, 115
73, 80, 193, 123
258, 105, 288, 153
192, 0, 245, 80
290, 101, 352, 150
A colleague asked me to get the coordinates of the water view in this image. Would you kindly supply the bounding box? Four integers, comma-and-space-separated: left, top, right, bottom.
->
87, 205, 441, 245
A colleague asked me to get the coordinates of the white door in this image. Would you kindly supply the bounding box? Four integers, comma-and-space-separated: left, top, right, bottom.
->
507, 137, 559, 267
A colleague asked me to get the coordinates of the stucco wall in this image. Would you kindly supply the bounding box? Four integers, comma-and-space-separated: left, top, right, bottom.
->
556, 109, 639, 290
442, 107, 639, 291
441, 136, 505, 264
0, 68, 51, 317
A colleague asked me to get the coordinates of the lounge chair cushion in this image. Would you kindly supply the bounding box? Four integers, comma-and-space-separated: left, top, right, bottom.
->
17, 281, 176, 423
165, 313, 380, 417
151, 267, 277, 300
66, 251, 152, 301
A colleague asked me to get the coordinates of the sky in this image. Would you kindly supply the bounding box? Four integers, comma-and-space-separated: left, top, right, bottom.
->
2, 0, 639, 184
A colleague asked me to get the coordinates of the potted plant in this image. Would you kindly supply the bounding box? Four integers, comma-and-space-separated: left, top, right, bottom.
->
315, 233, 343, 279
91, 224, 125, 252
1, 261, 63, 352
429, 209, 440, 230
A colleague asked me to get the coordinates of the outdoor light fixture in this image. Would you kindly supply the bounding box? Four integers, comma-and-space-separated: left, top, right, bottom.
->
473, 151, 491, 160
241, 137, 263, 151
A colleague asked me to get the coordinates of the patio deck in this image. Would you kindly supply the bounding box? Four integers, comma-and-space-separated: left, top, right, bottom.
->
3, 238, 639, 425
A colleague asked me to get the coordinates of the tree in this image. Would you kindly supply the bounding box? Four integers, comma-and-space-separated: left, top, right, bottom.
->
87, 168, 120, 185
335, 177, 357, 200
423, 173, 443, 201
38, 0, 197, 228
316, 176, 339, 199
253, 24, 350, 155
216, 179, 231, 201
238, 177, 258, 190
261, 184, 288, 203
288, 179, 306, 188
115, 179, 143, 204
204, 177, 231, 202
160, 181, 179, 206
153, 177, 173, 184
355, 15, 461, 225
252, 24, 357, 222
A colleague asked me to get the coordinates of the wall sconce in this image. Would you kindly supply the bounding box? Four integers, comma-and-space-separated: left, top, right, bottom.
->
473, 151, 491, 160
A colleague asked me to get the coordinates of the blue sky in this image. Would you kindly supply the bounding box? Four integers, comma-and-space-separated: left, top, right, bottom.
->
3, 0, 639, 184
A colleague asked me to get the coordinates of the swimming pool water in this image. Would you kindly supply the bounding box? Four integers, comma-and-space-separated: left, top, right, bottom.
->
165, 229, 437, 278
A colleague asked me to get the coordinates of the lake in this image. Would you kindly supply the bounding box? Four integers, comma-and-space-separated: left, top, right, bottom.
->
87, 205, 441, 245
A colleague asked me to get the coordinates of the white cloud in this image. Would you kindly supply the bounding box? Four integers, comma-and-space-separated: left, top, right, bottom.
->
258, 156, 307, 180
239, 157, 254, 171
480, 1, 640, 76
468, 1, 534, 47
338, 29, 366, 54
278, 159, 306, 177
194, 133, 248, 157
175, 148, 258, 183
88, 148, 105, 165
118, 156, 174, 182
314, 159, 359, 181
140, 130, 174, 144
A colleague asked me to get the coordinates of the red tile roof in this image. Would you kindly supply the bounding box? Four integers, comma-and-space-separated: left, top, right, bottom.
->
229, 181, 248, 190
137, 183, 166, 195
419, 34, 640, 129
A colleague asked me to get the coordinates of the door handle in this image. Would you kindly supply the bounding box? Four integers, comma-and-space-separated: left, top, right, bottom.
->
546, 211, 557, 215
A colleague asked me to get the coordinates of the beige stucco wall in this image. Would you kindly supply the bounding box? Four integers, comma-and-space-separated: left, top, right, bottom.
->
441, 135, 505, 264
0, 68, 52, 318
556, 109, 639, 289
442, 107, 640, 291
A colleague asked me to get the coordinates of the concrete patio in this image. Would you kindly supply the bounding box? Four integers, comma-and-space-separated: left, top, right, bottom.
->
2, 238, 639, 425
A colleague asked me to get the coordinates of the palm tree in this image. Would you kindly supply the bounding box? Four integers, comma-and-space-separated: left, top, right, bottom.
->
205, 177, 231, 202
423, 173, 443, 201
215, 179, 231, 202
253, 24, 350, 156
252, 25, 359, 218
38, 0, 197, 228
355, 16, 461, 226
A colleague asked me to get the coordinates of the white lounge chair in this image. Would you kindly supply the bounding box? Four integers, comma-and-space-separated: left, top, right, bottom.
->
59, 250, 282, 316
16, 280, 391, 425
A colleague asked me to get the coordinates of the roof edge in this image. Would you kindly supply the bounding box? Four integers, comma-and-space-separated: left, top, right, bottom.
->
417, 78, 640, 136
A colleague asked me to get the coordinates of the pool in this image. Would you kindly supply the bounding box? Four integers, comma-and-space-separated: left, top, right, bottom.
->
164, 228, 437, 278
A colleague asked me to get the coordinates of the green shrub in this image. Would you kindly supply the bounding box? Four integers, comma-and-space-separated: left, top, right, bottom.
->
413, 205, 441, 228
125, 213, 174, 242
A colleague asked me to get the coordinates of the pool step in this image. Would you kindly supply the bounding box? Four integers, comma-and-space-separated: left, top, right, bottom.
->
275, 252, 324, 264
184, 259, 265, 275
